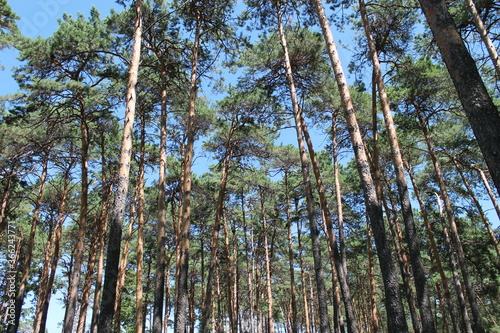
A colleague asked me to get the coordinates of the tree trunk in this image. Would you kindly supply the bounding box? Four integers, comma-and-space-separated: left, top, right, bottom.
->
382, 192, 421, 333
136, 97, 148, 333
311, 0, 408, 331
301, 111, 357, 333
9, 151, 49, 333
98, 1, 142, 331
296, 212, 311, 333
222, 211, 237, 333
33, 159, 72, 333
174, 9, 201, 333
417, 109, 479, 332
0, 168, 13, 229
259, 188, 275, 333
434, 192, 473, 333
62, 99, 91, 333
90, 185, 112, 333
114, 197, 137, 333
201, 127, 236, 333
406, 161, 463, 333
242, 193, 256, 333
366, 224, 380, 333
464, 0, 500, 79
474, 165, 500, 221
359, 1, 435, 331
284, 172, 298, 333
77, 220, 103, 333
454, 159, 500, 259
153, 84, 168, 333
275, 5, 331, 332
418, 0, 500, 197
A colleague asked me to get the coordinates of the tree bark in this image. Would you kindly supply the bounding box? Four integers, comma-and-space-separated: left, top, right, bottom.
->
259, 188, 275, 333
406, 161, 463, 333
464, 0, 500, 79
33, 158, 72, 333
433, 192, 473, 333
9, 150, 49, 333
174, 8, 201, 333
418, 0, 500, 197
134, 94, 148, 333
114, 198, 136, 333
359, 1, 435, 331
296, 206, 312, 333
90, 185, 111, 333
474, 165, 500, 221
98, 1, 142, 331
454, 159, 500, 259
274, 4, 331, 333
284, 171, 298, 333
153, 84, 168, 333
200, 126, 236, 333
417, 109, 480, 332
311, 0, 408, 330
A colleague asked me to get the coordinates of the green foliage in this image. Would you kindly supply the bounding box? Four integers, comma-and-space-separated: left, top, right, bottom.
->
0, 0, 19, 52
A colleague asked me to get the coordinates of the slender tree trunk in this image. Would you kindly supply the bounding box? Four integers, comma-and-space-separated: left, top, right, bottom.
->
62, 100, 92, 333
275, 4, 331, 332
242, 194, 256, 333
0, 168, 13, 229
201, 128, 236, 333
366, 224, 380, 333
474, 165, 500, 220
136, 100, 148, 333
434, 192, 473, 333
9, 151, 49, 333
174, 9, 201, 333
406, 161, 463, 333
90, 185, 112, 333
259, 188, 275, 333
418, 0, 500, 197
78, 133, 113, 333
284, 172, 298, 333
77, 222, 102, 333
222, 212, 237, 333
98, 2, 142, 331
417, 109, 480, 332
163, 253, 173, 333
359, 1, 435, 331
464, 0, 500, 79
301, 111, 357, 333
382, 192, 421, 333
296, 214, 311, 333
153, 85, 168, 333
33, 159, 72, 333
312, 0, 408, 330
454, 159, 500, 258
114, 198, 137, 333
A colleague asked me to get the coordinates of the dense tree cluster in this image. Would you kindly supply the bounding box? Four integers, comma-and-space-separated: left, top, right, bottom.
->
0, 0, 499, 332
